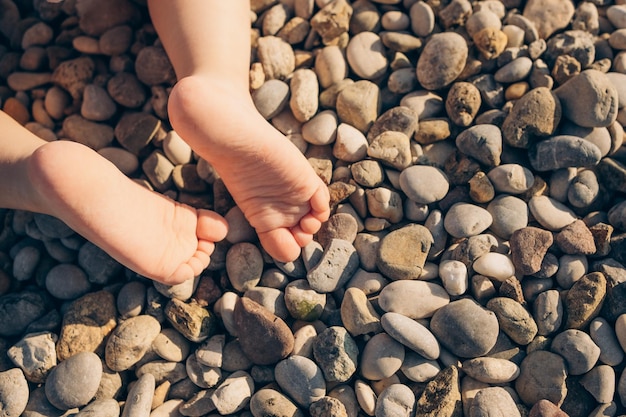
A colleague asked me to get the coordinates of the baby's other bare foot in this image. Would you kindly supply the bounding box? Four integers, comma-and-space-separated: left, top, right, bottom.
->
168, 75, 330, 262
27, 140, 228, 285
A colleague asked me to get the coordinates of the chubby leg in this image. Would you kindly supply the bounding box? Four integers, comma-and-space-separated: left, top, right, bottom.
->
148, 0, 330, 262
0, 111, 228, 285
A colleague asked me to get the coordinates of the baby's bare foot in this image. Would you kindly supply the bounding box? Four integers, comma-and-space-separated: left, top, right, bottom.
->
168, 75, 330, 262
27, 140, 228, 285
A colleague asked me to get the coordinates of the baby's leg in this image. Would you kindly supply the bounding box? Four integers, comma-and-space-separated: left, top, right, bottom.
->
0, 111, 227, 285
148, 0, 331, 262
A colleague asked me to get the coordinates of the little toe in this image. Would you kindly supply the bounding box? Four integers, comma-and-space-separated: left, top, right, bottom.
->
258, 227, 302, 263
310, 183, 331, 222
165, 263, 195, 286
196, 209, 229, 242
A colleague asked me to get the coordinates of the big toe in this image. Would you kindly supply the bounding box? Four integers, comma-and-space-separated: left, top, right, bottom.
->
258, 228, 302, 263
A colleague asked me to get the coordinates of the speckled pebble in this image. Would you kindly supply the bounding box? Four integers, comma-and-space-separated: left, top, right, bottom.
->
416, 32, 468, 90
313, 326, 358, 383
0, 368, 29, 417
307, 238, 359, 293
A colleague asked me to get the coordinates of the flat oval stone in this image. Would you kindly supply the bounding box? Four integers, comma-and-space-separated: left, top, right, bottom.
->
401, 351, 441, 382
210, 370, 254, 415
399, 165, 449, 204
275, 355, 326, 408
45, 263, 91, 300
226, 242, 263, 293
375, 384, 415, 417
284, 279, 326, 321
360, 333, 405, 380
0, 368, 29, 417
45, 351, 103, 410
486, 297, 538, 345
486, 195, 528, 239
515, 350, 567, 407
105, 315, 161, 372
121, 373, 155, 417
529, 135, 602, 171
444, 203, 493, 238
551, 329, 601, 375
430, 298, 499, 358
234, 297, 294, 365
152, 328, 191, 363
487, 164, 535, 194
346, 31, 388, 80
381, 312, 440, 359
417, 32, 468, 90
410, 1, 435, 37
534, 289, 563, 336
472, 252, 516, 281
376, 224, 434, 280
590, 317, 624, 366
250, 388, 305, 417
315, 45, 348, 89
462, 358, 520, 384
252, 79, 290, 119
470, 387, 521, 417
379, 280, 449, 319
528, 195, 577, 231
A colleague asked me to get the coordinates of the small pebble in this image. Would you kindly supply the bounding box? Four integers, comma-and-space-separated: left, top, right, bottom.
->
275, 355, 326, 408
0, 368, 29, 417
45, 351, 103, 410
360, 333, 405, 381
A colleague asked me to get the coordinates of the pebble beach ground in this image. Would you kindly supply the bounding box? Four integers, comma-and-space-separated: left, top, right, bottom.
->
1, 0, 626, 416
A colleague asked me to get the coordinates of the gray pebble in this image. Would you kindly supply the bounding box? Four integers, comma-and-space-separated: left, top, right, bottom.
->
529, 135, 602, 171
0, 368, 29, 417
515, 350, 567, 407
275, 355, 326, 408
580, 364, 616, 403
117, 281, 146, 319
590, 317, 625, 366
0, 290, 50, 337
462, 357, 520, 384
469, 387, 521, 417
486, 195, 528, 240
45, 263, 91, 300
528, 195, 577, 231
73, 398, 120, 417
307, 239, 359, 293
252, 79, 290, 119
346, 31, 388, 80
12, 245, 40, 282
487, 297, 538, 345
399, 165, 449, 204
186, 351, 221, 388
226, 242, 264, 292
210, 370, 254, 415
568, 169, 600, 208
494, 56, 533, 83
400, 350, 441, 383
78, 241, 123, 285
45, 351, 102, 410
375, 383, 415, 417
360, 333, 405, 381
7, 331, 57, 383
533, 289, 563, 336
551, 329, 601, 375
381, 312, 440, 360
443, 203, 493, 238
313, 326, 358, 383
430, 298, 499, 358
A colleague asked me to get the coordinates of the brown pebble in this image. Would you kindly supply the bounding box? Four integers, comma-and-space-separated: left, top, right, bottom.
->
499, 277, 526, 307
509, 227, 554, 275
445, 82, 482, 127
564, 271, 607, 329
473, 27, 508, 59
528, 399, 570, 417
555, 219, 596, 255
234, 297, 294, 365
3, 97, 30, 125
468, 171, 495, 203
414, 118, 453, 145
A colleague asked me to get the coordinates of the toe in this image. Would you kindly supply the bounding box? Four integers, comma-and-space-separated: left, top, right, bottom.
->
299, 213, 322, 235
164, 263, 195, 285
258, 227, 302, 263
197, 209, 229, 242
310, 182, 331, 222
290, 224, 314, 247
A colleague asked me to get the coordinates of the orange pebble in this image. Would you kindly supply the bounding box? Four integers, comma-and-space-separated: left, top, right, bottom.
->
3, 97, 30, 125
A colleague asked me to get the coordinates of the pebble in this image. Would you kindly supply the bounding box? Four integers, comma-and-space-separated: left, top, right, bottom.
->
455, 124, 501, 166
252, 79, 290, 119
346, 31, 388, 80
381, 312, 440, 360
73, 398, 120, 417
0, 290, 50, 337
415, 365, 462, 416
528, 195, 577, 231
56, 290, 116, 361
152, 328, 191, 363
340, 287, 382, 336
516, 350, 568, 407
313, 326, 358, 382
487, 297, 538, 345
275, 355, 326, 408
462, 357, 520, 384
121, 373, 155, 417
379, 279, 449, 319
310, 396, 349, 417
399, 165, 449, 204
368, 131, 412, 171
250, 388, 305, 417
443, 203, 493, 238
438, 260, 468, 296
589, 317, 624, 366
307, 238, 359, 292
470, 387, 521, 417
360, 333, 405, 380
564, 271, 607, 329
333, 123, 369, 162
234, 296, 294, 365
555, 70, 618, 128
529, 135, 602, 171
45, 263, 91, 300
551, 329, 601, 375
416, 32, 468, 90
226, 242, 263, 292
509, 226, 553, 275
0, 368, 29, 417
486, 195, 528, 239
580, 365, 615, 403
430, 298, 499, 358
502, 87, 561, 148
45, 351, 102, 410
8, 331, 57, 383
284, 279, 326, 321
376, 224, 433, 280
375, 383, 415, 417
534, 290, 563, 336
210, 370, 254, 415
105, 315, 161, 372
487, 164, 535, 194
472, 252, 516, 281
336, 80, 380, 133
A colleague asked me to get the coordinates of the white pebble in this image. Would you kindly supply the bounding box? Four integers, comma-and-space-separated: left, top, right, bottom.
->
439, 260, 468, 296
472, 252, 516, 281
